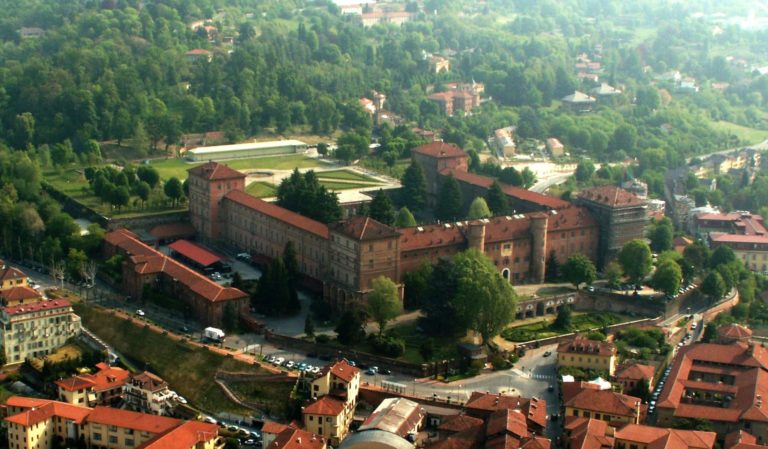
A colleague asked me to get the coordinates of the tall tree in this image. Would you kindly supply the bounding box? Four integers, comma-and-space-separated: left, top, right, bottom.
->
653, 260, 683, 296
335, 309, 366, 344
561, 254, 597, 289
649, 218, 674, 253
436, 175, 463, 221
367, 276, 401, 336
701, 271, 726, 302
605, 260, 623, 289
467, 197, 492, 219
394, 207, 417, 228
618, 240, 653, 284
369, 189, 396, 226
163, 177, 184, 206
486, 181, 509, 215
401, 162, 428, 212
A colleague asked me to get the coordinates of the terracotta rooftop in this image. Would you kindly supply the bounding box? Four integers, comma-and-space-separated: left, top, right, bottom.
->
578, 186, 645, 208
321, 359, 360, 383
724, 430, 757, 449
224, 189, 329, 239
429, 427, 483, 449
261, 421, 291, 435
88, 406, 181, 434
719, 324, 753, 341
187, 161, 244, 181
359, 397, 424, 438
185, 48, 213, 56
614, 424, 716, 449
55, 363, 130, 393
168, 239, 222, 267
148, 222, 196, 240
438, 414, 485, 433
129, 371, 168, 392
465, 392, 547, 429
564, 417, 613, 449
557, 337, 617, 357
486, 409, 530, 439
271, 427, 326, 449
412, 142, 466, 159
695, 212, 766, 236
139, 421, 219, 449
330, 216, 400, 241
565, 389, 642, 419
0, 286, 41, 304
5, 401, 92, 427
3, 299, 72, 316
303, 395, 345, 416
710, 233, 768, 244
562, 381, 602, 404
447, 169, 571, 210
616, 363, 656, 382
0, 266, 27, 283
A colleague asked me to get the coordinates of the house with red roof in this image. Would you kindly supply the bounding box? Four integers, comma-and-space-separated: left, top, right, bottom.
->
0, 264, 28, 291
564, 387, 644, 425
3, 396, 219, 449
616, 363, 656, 394
303, 360, 361, 446
55, 362, 130, 407
558, 337, 618, 376
564, 419, 716, 449
0, 286, 42, 306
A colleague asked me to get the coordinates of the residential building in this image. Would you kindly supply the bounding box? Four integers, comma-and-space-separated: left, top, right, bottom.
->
648, 199, 667, 221
561, 91, 597, 113
271, 427, 327, 449
546, 138, 565, 157
709, 234, 768, 274
55, 363, 130, 407
621, 179, 649, 200
615, 363, 656, 394
124, 371, 176, 416
428, 55, 450, 74
655, 341, 768, 442
185, 48, 213, 62
464, 392, 548, 434
303, 360, 361, 446
103, 229, 249, 328
427, 83, 483, 116
576, 186, 648, 268
0, 287, 42, 307
428, 405, 551, 449
493, 127, 516, 157
3, 397, 220, 449
18, 27, 45, 39
0, 264, 28, 291
411, 142, 469, 196
564, 419, 717, 449
564, 388, 644, 425
718, 324, 753, 344
591, 83, 623, 103
0, 300, 81, 365
557, 336, 618, 376
694, 212, 767, 240
358, 11, 413, 27
355, 396, 425, 435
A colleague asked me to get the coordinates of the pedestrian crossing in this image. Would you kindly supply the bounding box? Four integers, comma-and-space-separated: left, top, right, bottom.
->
509, 369, 556, 382
529, 373, 556, 381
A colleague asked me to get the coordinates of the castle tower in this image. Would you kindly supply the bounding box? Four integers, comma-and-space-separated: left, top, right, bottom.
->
187, 161, 246, 242
467, 222, 486, 253
529, 213, 548, 283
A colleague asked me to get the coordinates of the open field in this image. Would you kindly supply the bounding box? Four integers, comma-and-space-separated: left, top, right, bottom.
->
711, 120, 768, 145
245, 181, 277, 198
501, 312, 633, 342
74, 305, 292, 415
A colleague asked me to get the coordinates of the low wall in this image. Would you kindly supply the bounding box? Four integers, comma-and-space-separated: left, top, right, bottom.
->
573, 292, 664, 316
702, 290, 740, 322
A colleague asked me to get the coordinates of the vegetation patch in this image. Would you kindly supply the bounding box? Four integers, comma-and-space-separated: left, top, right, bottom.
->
316, 169, 380, 183
245, 181, 277, 198
502, 312, 630, 342
710, 120, 768, 145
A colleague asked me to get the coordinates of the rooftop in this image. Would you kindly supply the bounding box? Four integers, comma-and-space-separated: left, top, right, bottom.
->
330, 216, 400, 241
719, 324, 753, 341
615, 424, 716, 449
0, 286, 41, 303
359, 397, 425, 437
55, 363, 130, 393
446, 169, 571, 210
271, 427, 326, 449
187, 161, 246, 181
465, 392, 547, 429
565, 388, 642, 419
139, 421, 219, 449
0, 266, 27, 282
616, 363, 656, 382
3, 299, 72, 316
562, 91, 596, 103
168, 239, 222, 267
578, 186, 645, 208
188, 139, 307, 155
412, 142, 466, 159
88, 406, 181, 434
303, 395, 345, 416
224, 190, 329, 239
557, 337, 617, 357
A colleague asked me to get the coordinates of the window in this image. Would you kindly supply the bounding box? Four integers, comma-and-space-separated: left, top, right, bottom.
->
584, 411, 591, 418
573, 410, 579, 417
125, 439, 134, 447
109, 436, 118, 444
92, 434, 102, 441
309, 416, 314, 421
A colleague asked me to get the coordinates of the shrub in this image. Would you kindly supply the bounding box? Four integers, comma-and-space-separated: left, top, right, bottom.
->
491, 354, 512, 370
315, 334, 331, 344
369, 335, 405, 358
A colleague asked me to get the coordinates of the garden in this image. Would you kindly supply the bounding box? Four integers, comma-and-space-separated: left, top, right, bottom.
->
501, 311, 632, 342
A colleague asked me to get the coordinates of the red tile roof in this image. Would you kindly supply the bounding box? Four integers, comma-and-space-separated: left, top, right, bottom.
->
724, 431, 757, 449
261, 421, 291, 435
330, 216, 400, 241
565, 418, 613, 449
0, 286, 41, 303
547, 207, 598, 231
139, 421, 219, 449
614, 425, 716, 449
87, 406, 181, 433
168, 240, 222, 267
271, 427, 326, 449
186, 48, 213, 56
616, 363, 656, 382
0, 266, 26, 282
3, 299, 71, 316
55, 364, 130, 393
438, 414, 484, 433
429, 427, 483, 449
129, 371, 168, 392
465, 393, 547, 429
710, 233, 768, 244
322, 359, 360, 383
303, 395, 346, 416
5, 400, 92, 427
412, 142, 466, 159
565, 389, 642, 419
224, 189, 329, 239
557, 337, 616, 357
447, 169, 571, 210
718, 324, 753, 340
578, 186, 645, 208
486, 409, 530, 439
187, 161, 244, 181
562, 382, 602, 404
359, 397, 424, 437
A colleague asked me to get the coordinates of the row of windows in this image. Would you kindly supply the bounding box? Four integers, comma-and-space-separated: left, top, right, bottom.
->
564, 355, 610, 365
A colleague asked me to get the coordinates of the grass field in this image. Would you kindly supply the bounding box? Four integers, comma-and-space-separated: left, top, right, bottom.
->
149, 155, 326, 181
245, 181, 277, 198
74, 305, 292, 415
316, 169, 378, 183
711, 120, 768, 145
502, 312, 632, 342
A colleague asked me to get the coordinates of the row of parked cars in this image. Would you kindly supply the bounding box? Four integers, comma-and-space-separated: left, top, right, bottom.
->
648, 365, 674, 415
265, 354, 322, 374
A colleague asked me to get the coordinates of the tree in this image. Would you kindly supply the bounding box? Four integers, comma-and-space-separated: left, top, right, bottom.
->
649, 218, 674, 253
521, 167, 537, 189
367, 276, 401, 336
701, 271, 726, 302
304, 315, 315, 338
545, 251, 560, 282
555, 306, 572, 330
335, 309, 366, 345
394, 207, 417, 227
277, 169, 342, 223
575, 160, 596, 182
468, 197, 492, 219
618, 240, 653, 284
701, 323, 718, 343
132, 121, 150, 157
369, 189, 396, 226
134, 181, 150, 207
683, 242, 710, 274
137, 166, 160, 188
653, 260, 683, 296
561, 254, 597, 289
605, 261, 623, 289
436, 175, 463, 221
709, 246, 736, 268
403, 261, 432, 310
164, 177, 184, 206
451, 250, 517, 345
401, 162, 428, 212
110, 186, 130, 210
486, 181, 508, 215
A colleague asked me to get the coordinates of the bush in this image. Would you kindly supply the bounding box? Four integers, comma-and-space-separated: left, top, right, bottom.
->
315, 334, 331, 344
369, 334, 405, 358
587, 331, 606, 341
491, 354, 512, 370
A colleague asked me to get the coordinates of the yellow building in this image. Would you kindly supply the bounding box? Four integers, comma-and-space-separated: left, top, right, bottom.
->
0, 299, 81, 365
55, 363, 130, 407
303, 360, 361, 446
564, 388, 643, 425
309, 360, 361, 400
4, 397, 220, 449
0, 265, 27, 291
557, 336, 618, 376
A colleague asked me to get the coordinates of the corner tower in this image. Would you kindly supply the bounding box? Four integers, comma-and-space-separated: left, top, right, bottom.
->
187, 161, 246, 242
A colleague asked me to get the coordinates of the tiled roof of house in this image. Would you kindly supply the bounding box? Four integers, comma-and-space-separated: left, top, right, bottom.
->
562, 91, 596, 103
303, 395, 345, 416
0, 286, 41, 303
557, 337, 616, 357
428, 427, 483, 449
412, 142, 466, 159
616, 363, 656, 382
3, 299, 71, 316
129, 371, 168, 393
168, 239, 222, 267
564, 418, 613, 449
4, 400, 91, 427
55, 363, 130, 393
187, 161, 243, 181
359, 397, 424, 438
224, 190, 329, 239
321, 359, 360, 383
438, 414, 485, 433
87, 406, 181, 434
614, 425, 716, 449
465, 393, 547, 429
447, 169, 571, 210
186, 48, 213, 56
562, 381, 602, 404
578, 186, 645, 208
271, 427, 326, 449
724, 430, 757, 449
718, 324, 753, 340
0, 266, 26, 282
565, 389, 641, 418
148, 222, 196, 240
261, 421, 291, 435
486, 409, 529, 439
710, 234, 768, 244
139, 421, 219, 449
330, 216, 400, 241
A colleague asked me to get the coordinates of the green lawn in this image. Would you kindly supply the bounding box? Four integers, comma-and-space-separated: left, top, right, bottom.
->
316, 169, 379, 183
502, 312, 632, 342
74, 305, 292, 415
148, 155, 327, 181
711, 120, 768, 145
245, 181, 277, 198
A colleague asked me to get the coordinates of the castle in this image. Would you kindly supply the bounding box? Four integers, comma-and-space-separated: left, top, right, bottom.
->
186, 143, 647, 309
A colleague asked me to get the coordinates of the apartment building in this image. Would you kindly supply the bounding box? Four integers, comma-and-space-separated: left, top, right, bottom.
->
564, 419, 716, 449
303, 360, 361, 446
55, 363, 129, 407
564, 388, 644, 425
0, 300, 81, 365
557, 337, 618, 376
0, 264, 28, 291
124, 371, 176, 416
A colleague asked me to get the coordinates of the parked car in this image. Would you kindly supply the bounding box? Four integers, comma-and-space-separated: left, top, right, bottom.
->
379, 368, 392, 375
543, 351, 552, 357
135, 309, 146, 317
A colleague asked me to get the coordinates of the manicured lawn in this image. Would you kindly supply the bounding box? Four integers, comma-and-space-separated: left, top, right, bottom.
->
711, 120, 768, 145
149, 155, 327, 181
74, 304, 290, 415
502, 312, 632, 342
245, 181, 277, 198
316, 169, 379, 183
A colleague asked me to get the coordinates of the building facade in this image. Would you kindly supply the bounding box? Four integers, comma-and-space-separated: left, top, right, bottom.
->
0, 300, 81, 365
557, 337, 618, 376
